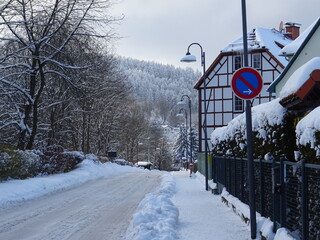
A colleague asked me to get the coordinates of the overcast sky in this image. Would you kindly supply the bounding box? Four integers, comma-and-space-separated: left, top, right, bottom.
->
110, 0, 319, 70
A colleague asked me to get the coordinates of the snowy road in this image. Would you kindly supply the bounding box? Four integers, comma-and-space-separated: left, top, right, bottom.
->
0, 171, 162, 240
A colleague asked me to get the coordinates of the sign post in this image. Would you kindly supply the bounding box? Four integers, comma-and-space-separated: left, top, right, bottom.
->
231, 66, 262, 239
232, 67, 261, 239
233, 2, 262, 237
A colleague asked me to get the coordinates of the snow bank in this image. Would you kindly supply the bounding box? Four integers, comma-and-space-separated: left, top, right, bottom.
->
222, 188, 275, 239
296, 106, 320, 150
274, 228, 297, 240
279, 57, 320, 98
124, 173, 179, 240
0, 156, 144, 208
221, 187, 297, 240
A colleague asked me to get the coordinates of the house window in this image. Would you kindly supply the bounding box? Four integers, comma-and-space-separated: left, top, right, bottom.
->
234, 96, 244, 112
234, 55, 242, 70
253, 54, 261, 69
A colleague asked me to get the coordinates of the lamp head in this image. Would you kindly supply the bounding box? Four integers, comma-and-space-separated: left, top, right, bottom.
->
177, 101, 186, 106
176, 113, 184, 117
180, 52, 197, 63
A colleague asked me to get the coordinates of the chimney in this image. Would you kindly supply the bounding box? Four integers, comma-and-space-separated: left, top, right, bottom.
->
285, 22, 301, 40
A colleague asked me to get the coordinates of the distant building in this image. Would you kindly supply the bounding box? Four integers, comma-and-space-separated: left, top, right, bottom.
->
194, 23, 297, 152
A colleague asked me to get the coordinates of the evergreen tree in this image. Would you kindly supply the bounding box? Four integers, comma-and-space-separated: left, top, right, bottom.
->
174, 125, 188, 162
188, 126, 198, 162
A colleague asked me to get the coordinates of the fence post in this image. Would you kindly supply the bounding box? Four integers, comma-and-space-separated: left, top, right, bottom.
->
240, 157, 244, 202
301, 160, 308, 240
272, 157, 277, 232
229, 157, 234, 196
223, 156, 226, 187
212, 155, 216, 183
226, 157, 229, 191
280, 156, 286, 227
234, 157, 238, 197
260, 158, 265, 216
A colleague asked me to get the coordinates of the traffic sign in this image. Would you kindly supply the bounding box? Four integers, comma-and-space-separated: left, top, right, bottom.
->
231, 67, 263, 100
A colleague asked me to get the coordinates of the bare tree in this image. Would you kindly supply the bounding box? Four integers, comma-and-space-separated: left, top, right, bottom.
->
0, 0, 119, 149
115, 102, 150, 162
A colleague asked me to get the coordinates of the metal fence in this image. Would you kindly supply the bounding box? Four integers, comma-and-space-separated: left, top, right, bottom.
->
212, 156, 320, 240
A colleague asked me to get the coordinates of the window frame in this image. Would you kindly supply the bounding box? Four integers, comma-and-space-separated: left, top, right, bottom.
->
253, 53, 261, 69
234, 95, 244, 112
234, 55, 242, 70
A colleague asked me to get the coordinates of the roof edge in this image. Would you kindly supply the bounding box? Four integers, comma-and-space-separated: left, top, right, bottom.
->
194, 49, 268, 89
194, 52, 226, 89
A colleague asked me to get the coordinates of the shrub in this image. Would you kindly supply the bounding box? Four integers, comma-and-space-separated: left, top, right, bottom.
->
211, 99, 297, 161
0, 149, 41, 181
0, 146, 85, 181
295, 107, 320, 163
38, 151, 85, 175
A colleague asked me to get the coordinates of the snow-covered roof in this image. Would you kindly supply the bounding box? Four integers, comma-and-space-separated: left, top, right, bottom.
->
137, 161, 152, 166
279, 57, 320, 98
114, 158, 127, 162
280, 17, 320, 56
221, 27, 292, 66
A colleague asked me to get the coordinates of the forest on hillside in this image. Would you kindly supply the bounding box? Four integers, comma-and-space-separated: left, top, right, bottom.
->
118, 57, 200, 167
119, 57, 200, 126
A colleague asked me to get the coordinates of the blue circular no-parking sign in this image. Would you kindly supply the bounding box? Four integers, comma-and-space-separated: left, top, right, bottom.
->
231, 67, 263, 100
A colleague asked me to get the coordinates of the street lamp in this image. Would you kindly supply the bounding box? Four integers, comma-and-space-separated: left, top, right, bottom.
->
181, 42, 209, 191
178, 95, 193, 163
137, 142, 143, 162
176, 108, 189, 164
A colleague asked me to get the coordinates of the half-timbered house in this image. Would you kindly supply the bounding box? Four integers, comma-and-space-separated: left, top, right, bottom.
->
195, 24, 297, 152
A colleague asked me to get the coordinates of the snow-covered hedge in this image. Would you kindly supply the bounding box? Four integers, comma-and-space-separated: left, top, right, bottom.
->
211, 99, 296, 160
296, 106, 320, 162
0, 149, 41, 181
0, 147, 85, 181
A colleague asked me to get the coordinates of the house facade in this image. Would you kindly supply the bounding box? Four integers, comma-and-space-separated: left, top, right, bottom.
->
195, 25, 296, 152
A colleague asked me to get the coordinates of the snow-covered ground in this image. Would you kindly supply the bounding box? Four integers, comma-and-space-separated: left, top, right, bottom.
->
0, 159, 296, 240
126, 170, 295, 240
0, 156, 145, 208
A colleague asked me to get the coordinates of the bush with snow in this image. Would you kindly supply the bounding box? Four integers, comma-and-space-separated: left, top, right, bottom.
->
38, 150, 85, 175
296, 107, 320, 163
0, 148, 41, 181
211, 99, 296, 160
0, 147, 85, 181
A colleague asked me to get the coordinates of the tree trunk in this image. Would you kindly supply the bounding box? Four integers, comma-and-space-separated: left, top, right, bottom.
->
17, 55, 38, 149
26, 57, 45, 149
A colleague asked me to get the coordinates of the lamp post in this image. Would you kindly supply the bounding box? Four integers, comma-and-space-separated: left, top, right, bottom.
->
177, 108, 189, 164
178, 95, 193, 163
181, 43, 209, 191
137, 142, 143, 162
146, 137, 151, 163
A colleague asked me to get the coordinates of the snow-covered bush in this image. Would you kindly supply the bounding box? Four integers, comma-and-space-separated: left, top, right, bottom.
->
38, 151, 85, 175
211, 99, 296, 160
0, 146, 85, 181
0, 148, 41, 181
296, 107, 320, 163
